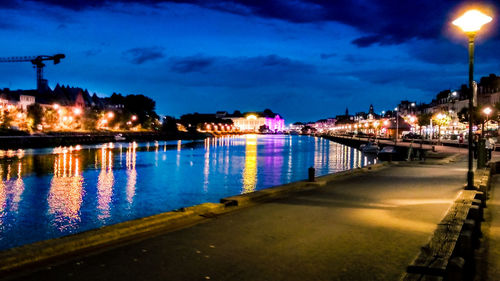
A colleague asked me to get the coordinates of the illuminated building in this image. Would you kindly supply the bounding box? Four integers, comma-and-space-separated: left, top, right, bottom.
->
226, 112, 285, 133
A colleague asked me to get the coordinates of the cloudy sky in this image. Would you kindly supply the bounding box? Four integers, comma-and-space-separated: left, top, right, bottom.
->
0, 0, 499, 122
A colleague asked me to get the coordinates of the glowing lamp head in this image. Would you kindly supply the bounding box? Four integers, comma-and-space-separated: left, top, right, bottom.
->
107, 112, 114, 119
131, 115, 137, 121
453, 9, 492, 33
73, 108, 82, 115
483, 107, 492, 115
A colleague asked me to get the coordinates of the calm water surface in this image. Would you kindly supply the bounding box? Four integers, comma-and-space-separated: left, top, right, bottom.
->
0, 135, 376, 250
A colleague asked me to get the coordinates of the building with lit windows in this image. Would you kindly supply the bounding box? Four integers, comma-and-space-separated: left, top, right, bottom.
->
219, 110, 285, 133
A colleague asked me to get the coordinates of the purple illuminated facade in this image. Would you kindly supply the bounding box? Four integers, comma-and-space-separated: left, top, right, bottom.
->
219, 110, 285, 133
265, 115, 285, 132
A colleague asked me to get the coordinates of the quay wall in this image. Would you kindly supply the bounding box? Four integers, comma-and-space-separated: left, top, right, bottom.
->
0, 132, 209, 149
321, 135, 414, 160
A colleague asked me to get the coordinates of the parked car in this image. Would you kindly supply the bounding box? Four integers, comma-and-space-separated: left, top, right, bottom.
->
403, 132, 421, 139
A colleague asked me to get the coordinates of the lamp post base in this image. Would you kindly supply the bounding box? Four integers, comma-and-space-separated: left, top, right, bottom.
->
466, 170, 475, 190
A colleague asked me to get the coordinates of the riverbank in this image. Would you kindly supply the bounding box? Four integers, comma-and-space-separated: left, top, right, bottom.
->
0, 131, 210, 149
1, 154, 474, 280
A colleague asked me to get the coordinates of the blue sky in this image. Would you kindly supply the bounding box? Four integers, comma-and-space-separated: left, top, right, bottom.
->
1, 0, 499, 123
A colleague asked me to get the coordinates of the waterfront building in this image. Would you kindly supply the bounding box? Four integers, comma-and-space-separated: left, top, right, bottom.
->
18, 95, 35, 110
226, 112, 285, 133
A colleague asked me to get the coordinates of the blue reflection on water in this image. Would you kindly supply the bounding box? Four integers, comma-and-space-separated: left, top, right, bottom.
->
0, 135, 375, 250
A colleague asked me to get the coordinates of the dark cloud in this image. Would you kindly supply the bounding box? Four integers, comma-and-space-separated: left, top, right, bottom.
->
123, 46, 165, 64
351, 35, 384, 48
23, 1, 500, 47
169, 54, 314, 75
165, 54, 316, 88
169, 56, 214, 73
320, 53, 336, 60
23, 0, 500, 48
346, 67, 464, 92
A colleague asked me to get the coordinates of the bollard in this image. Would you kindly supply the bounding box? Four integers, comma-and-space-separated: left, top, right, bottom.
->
308, 167, 315, 182
477, 139, 486, 169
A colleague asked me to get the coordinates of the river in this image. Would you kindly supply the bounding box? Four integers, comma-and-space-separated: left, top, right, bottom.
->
0, 135, 376, 250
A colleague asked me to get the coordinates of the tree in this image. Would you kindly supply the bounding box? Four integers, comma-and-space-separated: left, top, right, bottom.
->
458, 107, 483, 125
83, 109, 100, 131
162, 116, 178, 133
417, 113, 432, 136
263, 108, 274, 117
27, 103, 44, 130
123, 94, 159, 129
0, 110, 12, 130
259, 125, 269, 133
432, 113, 451, 138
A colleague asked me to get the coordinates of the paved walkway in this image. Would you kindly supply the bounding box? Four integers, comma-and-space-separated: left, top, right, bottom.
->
478, 174, 500, 281
1, 159, 470, 281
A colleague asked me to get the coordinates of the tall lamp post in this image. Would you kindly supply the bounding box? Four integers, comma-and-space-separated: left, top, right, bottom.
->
394, 107, 399, 144
452, 9, 492, 189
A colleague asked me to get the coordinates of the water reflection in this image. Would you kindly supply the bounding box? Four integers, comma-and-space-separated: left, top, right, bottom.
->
126, 143, 137, 205
0, 162, 25, 229
242, 135, 257, 193
48, 150, 83, 231
97, 146, 114, 221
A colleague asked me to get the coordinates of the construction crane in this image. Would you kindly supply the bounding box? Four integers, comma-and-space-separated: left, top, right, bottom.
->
0, 54, 65, 91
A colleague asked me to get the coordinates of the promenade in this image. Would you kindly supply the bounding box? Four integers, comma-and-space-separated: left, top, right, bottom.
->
2, 158, 472, 281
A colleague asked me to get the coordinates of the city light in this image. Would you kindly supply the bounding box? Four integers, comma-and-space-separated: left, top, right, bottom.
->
107, 112, 114, 119
73, 108, 82, 115
452, 9, 492, 33
483, 107, 492, 116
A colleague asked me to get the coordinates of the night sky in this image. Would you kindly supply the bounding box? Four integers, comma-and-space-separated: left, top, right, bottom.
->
1, 0, 499, 123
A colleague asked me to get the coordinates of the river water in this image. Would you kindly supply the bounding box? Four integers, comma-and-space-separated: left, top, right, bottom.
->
0, 135, 376, 250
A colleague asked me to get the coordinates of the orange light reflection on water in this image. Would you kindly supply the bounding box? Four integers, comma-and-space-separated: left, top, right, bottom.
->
242, 135, 257, 193
48, 149, 84, 232
97, 146, 114, 221
126, 143, 137, 205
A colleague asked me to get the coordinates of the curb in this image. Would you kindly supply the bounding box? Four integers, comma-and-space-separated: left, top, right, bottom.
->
0, 203, 226, 275
221, 162, 390, 208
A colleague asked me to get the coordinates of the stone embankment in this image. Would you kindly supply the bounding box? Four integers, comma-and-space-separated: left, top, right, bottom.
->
0, 131, 208, 149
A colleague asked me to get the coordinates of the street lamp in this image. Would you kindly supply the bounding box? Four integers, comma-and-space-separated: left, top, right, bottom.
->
482, 107, 492, 136
452, 9, 492, 189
